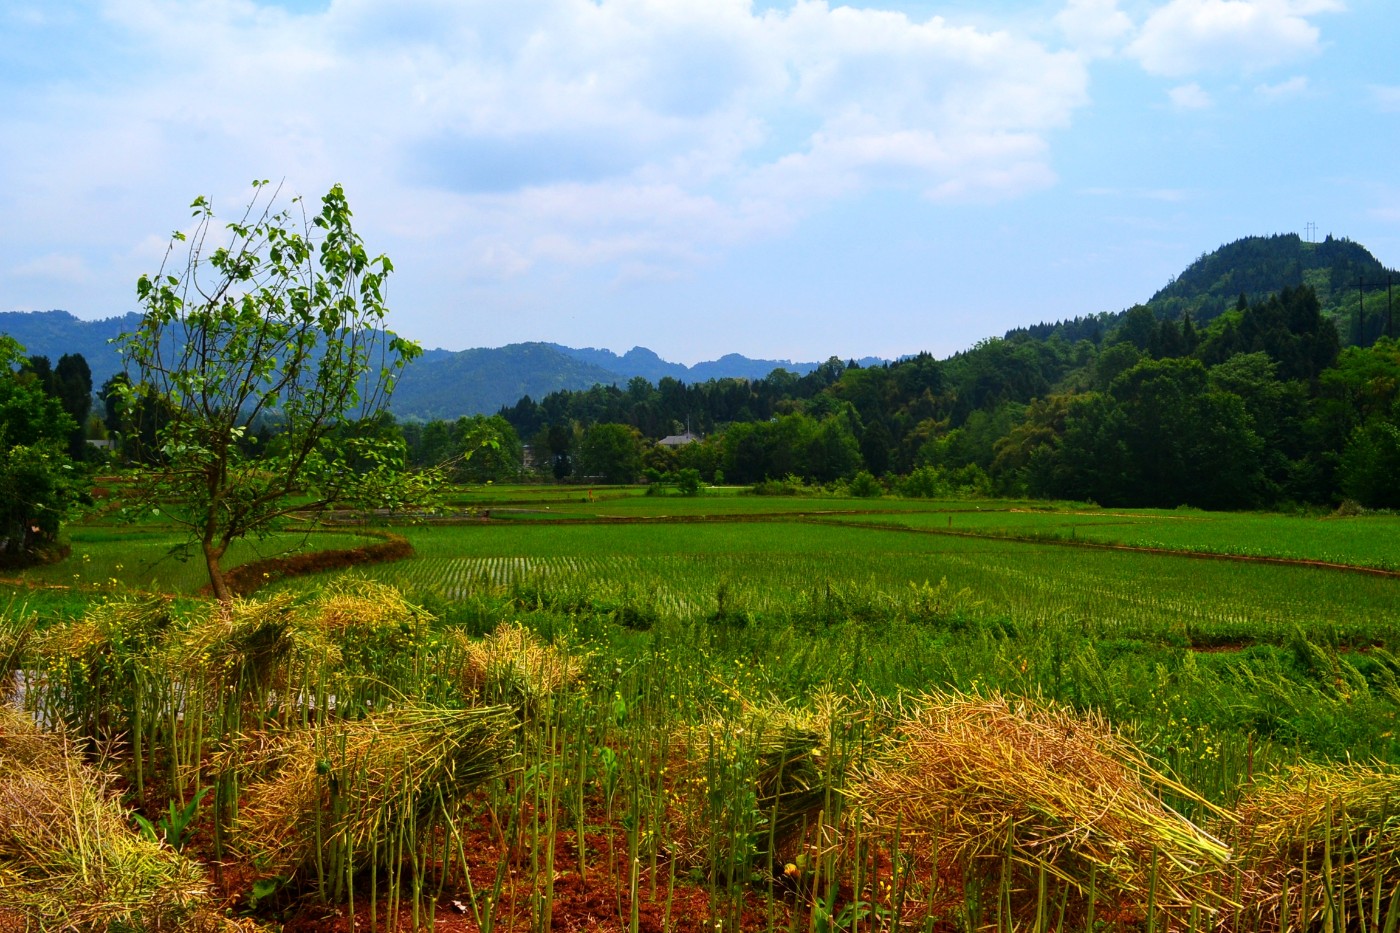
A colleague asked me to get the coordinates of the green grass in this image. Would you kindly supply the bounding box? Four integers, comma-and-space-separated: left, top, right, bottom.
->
321, 520, 1400, 644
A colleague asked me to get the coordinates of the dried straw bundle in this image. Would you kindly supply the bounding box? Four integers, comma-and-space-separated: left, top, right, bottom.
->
311, 578, 430, 636
852, 692, 1231, 924
306, 580, 432, 697
1233, 761, 1400, 929
0, 705, 216, 931
454, 622, 584, 709
167, 593, 310, 687
669, 695, 839, 871
233, 703, 516, 881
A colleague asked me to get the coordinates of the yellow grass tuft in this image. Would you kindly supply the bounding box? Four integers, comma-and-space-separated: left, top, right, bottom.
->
166, 592, 308, 685
454, 621, 585, 708
311, 577, 431, 635
233, 703, 517, 883
669, 693, 844, 871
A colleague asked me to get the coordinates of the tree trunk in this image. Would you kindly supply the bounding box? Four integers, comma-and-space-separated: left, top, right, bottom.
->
203, 538, 231, 603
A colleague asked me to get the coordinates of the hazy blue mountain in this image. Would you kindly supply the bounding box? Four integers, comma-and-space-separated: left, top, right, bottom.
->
0, 310, 135, 386
391, 343, 891, 418
546, 343, 828, 383
11, 232, 1391, 421
0, 311, 877, 419
389, 342, 628, 420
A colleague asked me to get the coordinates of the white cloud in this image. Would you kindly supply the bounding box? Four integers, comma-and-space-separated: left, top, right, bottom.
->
1372, 85, 1400, 112
1169, 82, 1214, 109
1055, 0, 1134, 58
1255, 75, 1310, 100
1128, 0, 1344, 77
0, 0, 1090, 296
10, 253, 91, 282
1080, 187, 1191, 202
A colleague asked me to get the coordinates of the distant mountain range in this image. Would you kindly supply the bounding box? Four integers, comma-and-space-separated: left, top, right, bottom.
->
4, 232, 1394, 420
0, 310, 871, 419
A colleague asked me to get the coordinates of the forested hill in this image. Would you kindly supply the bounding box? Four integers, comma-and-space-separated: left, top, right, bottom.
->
503, 274, 1399, 510
1147, 234, 1397, 330
1007, 234, 1398, 347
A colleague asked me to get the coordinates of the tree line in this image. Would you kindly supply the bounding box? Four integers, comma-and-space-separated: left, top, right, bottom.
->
488, 284, 1400, 509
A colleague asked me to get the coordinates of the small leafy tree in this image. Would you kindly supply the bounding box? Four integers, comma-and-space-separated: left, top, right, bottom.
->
0, 337, 81, 565
121, 182, 422, 600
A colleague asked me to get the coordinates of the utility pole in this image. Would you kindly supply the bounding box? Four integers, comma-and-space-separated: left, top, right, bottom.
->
1351, 276, 1399, 346
1356, 277, 1365, 346
1305, 221, 1317, 243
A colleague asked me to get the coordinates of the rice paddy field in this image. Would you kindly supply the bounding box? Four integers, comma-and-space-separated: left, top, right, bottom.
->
2, 488, 1399, 931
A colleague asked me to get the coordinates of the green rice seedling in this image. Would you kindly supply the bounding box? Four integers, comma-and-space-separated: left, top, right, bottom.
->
231, 703, 517, 907
1232, 760, 1400, 931
852, 691, 1233, 928
0, 705, 231, 931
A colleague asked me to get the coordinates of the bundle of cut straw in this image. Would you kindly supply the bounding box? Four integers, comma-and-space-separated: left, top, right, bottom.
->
0, 705, 215, 931
669, 694, 840, 872
234, 703, 516, 881
852, 692, 1232, 925
1233, 760, 1400, 930
166, 593, 307, 687
311, 578, 430, 636
453, 622, 584, 709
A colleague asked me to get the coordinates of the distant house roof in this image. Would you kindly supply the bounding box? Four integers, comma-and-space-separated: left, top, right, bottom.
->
657, 431, 700, 447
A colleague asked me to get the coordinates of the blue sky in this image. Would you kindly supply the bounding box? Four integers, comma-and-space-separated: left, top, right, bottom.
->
2, 0, 1396, 364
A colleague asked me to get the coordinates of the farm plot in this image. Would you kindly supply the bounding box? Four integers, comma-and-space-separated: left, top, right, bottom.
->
340, 520, 1400, 643
815, 506, 1400, 571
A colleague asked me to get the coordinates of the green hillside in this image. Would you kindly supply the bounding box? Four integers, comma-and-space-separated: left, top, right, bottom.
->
1146, 234, 1397, 342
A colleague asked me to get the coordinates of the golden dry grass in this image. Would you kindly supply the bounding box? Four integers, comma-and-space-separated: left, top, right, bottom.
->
232, 703, 516, 882
453, 621, 585, 708
310, 577, 431, 635
668, 694, 842, 871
